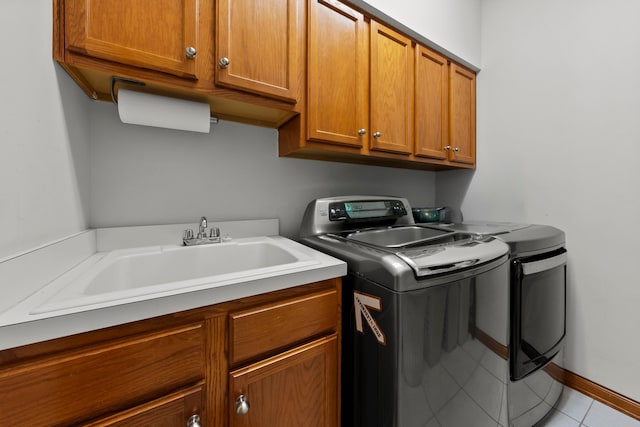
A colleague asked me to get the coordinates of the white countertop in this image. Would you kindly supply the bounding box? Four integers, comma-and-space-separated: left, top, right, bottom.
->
0, 220, 346, 350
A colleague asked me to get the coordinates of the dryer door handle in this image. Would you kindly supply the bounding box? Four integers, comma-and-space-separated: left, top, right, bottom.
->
521, 251, 567, 276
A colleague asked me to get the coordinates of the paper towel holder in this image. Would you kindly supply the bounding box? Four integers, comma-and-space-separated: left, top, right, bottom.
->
109, 76, 219, 124
110, 76, 146, 104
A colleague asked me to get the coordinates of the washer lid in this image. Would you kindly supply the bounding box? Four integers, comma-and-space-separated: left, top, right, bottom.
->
395, 237, 509, 276
441, 221, 530, 236
345, 226, 452, 247
339, 225, 509, 276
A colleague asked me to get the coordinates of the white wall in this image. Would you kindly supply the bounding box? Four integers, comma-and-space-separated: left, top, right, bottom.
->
438, 0, 640, 401
88, 103, 435, 239
364, 0, 482, 66
0, 1, 90, 261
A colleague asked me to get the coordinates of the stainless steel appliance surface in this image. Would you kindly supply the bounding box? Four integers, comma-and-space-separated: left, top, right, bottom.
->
300, 196, 512, 427
445, 221, 567, 427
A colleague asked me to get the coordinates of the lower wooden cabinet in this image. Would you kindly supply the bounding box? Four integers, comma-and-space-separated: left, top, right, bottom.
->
229, 335, 338, 427
0, 279, 341, 427
83, 383, 205, 427
0, 323, 206, 426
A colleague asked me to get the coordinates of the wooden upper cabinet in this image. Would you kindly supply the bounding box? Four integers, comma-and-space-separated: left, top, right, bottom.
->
369, 21, 414, 155
449, 63, 476, 165
229, 335, 338, 427
414, 45, 448, 159
307, 0, 369, 147
216, 0, 301, 102
64, 0, 200, 79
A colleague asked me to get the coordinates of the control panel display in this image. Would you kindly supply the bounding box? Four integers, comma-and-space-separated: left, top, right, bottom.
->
329, 200, 407, 221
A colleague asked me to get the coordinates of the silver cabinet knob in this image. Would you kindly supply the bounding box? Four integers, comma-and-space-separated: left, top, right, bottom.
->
185, 46, 197, 59
358, 129, 367, 135
454, 147, 460, 152
219, 57, 230, 69
187, 414, 201, 427
373, 131, 382, 138
444, 145, 452, 151
235, 395, 250, 415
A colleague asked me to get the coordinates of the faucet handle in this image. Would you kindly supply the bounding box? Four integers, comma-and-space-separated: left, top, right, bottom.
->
209, 227, 220, 238
183, 229, 194, 240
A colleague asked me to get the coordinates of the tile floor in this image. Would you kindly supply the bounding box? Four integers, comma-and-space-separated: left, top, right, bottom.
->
541, 387, 640, 427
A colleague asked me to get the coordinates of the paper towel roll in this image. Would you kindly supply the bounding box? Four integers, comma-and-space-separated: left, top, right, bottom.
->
117, 89, 211, 133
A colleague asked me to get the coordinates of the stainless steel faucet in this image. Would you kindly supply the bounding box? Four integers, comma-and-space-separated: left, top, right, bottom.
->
198, 216, 208, 238
183, 216, 224, 246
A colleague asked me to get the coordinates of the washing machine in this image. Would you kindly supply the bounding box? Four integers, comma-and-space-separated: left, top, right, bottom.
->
300, 196, 512, 427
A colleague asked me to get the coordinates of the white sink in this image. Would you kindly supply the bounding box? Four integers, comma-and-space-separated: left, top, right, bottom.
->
30, 237, 320, 315
85, 240, 298, 295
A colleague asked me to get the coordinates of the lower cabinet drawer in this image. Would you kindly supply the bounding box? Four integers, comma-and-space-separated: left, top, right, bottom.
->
0, 323, 205, 426
229, 288, 338, 366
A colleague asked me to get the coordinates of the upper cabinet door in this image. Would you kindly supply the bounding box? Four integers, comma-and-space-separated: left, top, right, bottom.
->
307, 0, 369, 147
64, 0, 199, 79
449, 63, 476, 165
217, 0, 300, 102
370, 21, 414, 155
414, 45, 448, 160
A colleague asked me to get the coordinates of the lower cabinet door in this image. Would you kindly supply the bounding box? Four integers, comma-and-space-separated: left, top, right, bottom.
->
229, 335, 339, 427
82, 382, 205, 427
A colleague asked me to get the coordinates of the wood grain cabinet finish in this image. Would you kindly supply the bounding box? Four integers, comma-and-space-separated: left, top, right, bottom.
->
0, 323, 205, 426
64, 0, 200, 80
279, 0, 477, 170
369, 20, 414, 155
448, 63, 476, 165
54, 0, 300, 127
229, 335, 338, 427
230, 288, 338, 366
82, 382, 205, 427
306, 0, 369, 148
0, 279, 341, 427
414, 45, 449, 160
216, 0, 302, 102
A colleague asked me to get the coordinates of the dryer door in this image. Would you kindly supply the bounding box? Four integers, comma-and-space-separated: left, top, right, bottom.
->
511, 248, 567, 380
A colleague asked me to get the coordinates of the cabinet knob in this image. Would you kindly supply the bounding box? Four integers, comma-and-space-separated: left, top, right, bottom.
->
187, 414, 201, 427
185, 46, 197, 59
373, 131, 382, 138
444, 145, 452, 151
219, 57, 231, 69
235, 395, 250, 415
358, 129, 367, 135
454, 147, 460, 152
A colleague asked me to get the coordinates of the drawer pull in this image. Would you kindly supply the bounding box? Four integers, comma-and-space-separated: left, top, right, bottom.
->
219, 57, 231, 69
187, 414, 201, 427
235, 394, 250, 415
185, 46, 197, 59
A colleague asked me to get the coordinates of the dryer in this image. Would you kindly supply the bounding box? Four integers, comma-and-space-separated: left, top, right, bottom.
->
444, 222, 567, 426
